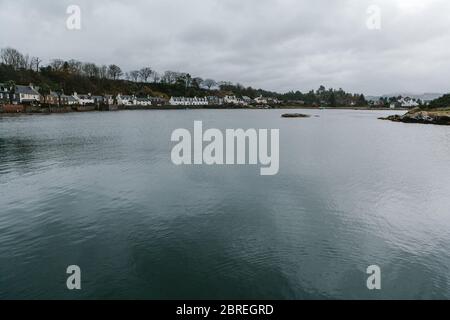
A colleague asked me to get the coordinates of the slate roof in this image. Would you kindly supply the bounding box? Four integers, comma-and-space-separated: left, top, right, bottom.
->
15, 85, 40, 95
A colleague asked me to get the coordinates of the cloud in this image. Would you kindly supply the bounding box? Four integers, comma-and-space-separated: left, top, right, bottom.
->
0, 0, 449, 95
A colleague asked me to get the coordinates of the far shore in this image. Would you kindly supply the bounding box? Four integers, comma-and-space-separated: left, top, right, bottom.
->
0, 104, 408, 116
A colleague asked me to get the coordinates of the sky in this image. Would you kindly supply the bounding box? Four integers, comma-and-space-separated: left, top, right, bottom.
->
0, 0, 449, 95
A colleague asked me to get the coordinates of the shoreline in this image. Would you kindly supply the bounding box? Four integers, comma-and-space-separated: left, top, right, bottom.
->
379, 108, 450, 126
0, 104, 407, 116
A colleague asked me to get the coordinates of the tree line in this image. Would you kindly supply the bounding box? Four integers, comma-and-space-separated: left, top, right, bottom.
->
1, 46, 369, 106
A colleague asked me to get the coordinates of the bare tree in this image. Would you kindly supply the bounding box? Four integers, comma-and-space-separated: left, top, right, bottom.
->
192, 77, 204, 88
82, 63, 99, 78
162, 71, 182, 84
0, 47, 25, 69
99, 65, 108, 79
139, 67, 153, 82
67, 59, 83, 75
49, 59, 65, 71
152, 71, 161, 83
129, 70, 140, 82
20, 54, 30, 69
203, 79, 217, 90
108, 64, 123, 80
31, 57, 43, 72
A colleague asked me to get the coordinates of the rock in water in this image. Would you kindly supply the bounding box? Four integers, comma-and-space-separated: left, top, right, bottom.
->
281, 113, 311, 118
379, 110, 450, 126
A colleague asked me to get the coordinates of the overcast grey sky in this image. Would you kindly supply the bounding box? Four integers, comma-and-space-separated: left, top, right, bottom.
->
0, 0, 449, 95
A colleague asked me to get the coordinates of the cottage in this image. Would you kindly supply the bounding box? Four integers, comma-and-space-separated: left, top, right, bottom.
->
15, 84, 41, 104
169, 97, 208, 106
267, 97, 281, 105
224, 95, 238, 104
135, 97, 153, 106
242, 96, 254, 104
238, 98, 248, 106
41, 91, 70, 106
67, 95, 78, 105
254, 96, 268, 104
0, 83, 10, 103
89, 95, 107, 106
399, 97, 420, 108
104, 95, 115, 105
206, 96, 224, 106
149, 96, 167, 106
223, 95, 249, 106
117, 94, 137, 106
73, 92, 95, 105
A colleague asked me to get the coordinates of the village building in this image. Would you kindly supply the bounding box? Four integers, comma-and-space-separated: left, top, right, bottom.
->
169, 97, 208, 106
73, 92, 95, 105
91, 95, 105, 106
390, 97, 420, 109
135, 97, 153, 106
242, 96, 254, 104
104, 95, 115, 105
117, 94, 137, 106
224, 95, 239, 104
0, 83, 10, 103
149, 96, 166, 106
223, 95, 249, 106
237, 97, 248, 106
206, 96, 224, 105
15, 84, 41, 104
267, 97, 281, 104
67, 95, 78, 105
399, 97, 420, 108
254, 96, 268, 104
41, 91, 73, 106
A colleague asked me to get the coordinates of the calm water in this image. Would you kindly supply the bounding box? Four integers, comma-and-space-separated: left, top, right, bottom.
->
1, 109, 450, 300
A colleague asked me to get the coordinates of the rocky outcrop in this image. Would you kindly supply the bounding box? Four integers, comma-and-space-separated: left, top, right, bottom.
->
380, 109, 450, 126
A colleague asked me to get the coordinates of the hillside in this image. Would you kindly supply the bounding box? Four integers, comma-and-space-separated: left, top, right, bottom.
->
0, 47, 369, 107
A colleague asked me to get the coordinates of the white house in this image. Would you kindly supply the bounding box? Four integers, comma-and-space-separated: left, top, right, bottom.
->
224, 95, 249, 106
73, 93, 95, 105
15, 84, 41, 104
267, 97, 281, 105
117, 94, 137, 106
399, 97, 420, 108
0, 83, 10, 103
169, 97, 208, 106
104, 95, 115, 105
254, 96, 268, 104
224, 95, 239, 104
207, 96, 224, 105
136, 97, 153, 106
67, 95, 78, 105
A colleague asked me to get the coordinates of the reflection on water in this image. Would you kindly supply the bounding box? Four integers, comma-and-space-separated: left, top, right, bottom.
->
0, 110, 450, 299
